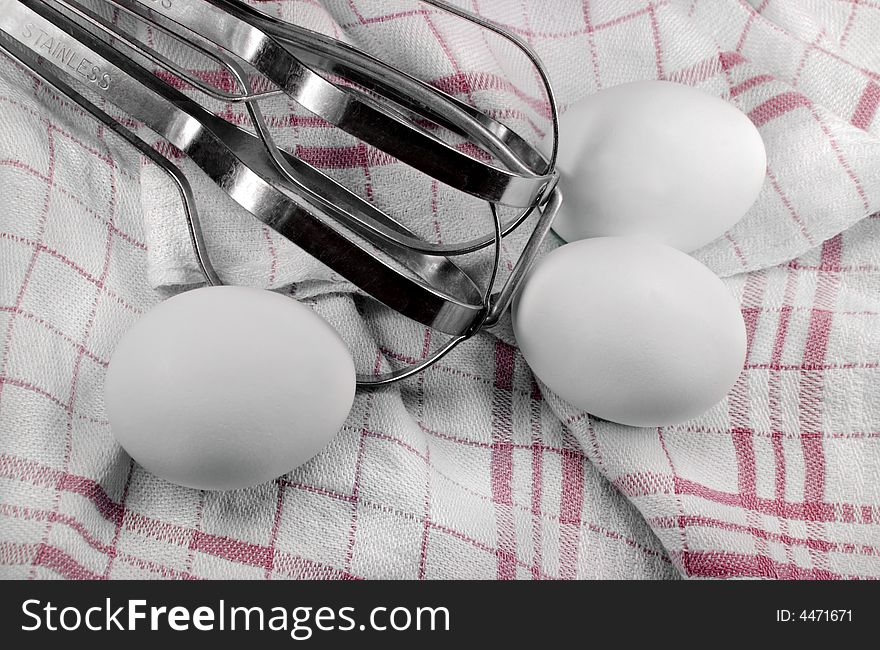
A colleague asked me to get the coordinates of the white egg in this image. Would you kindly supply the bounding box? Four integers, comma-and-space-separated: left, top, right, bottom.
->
104, 286, 356, 491
513, 238, 747, 427
548, 80, 766, 252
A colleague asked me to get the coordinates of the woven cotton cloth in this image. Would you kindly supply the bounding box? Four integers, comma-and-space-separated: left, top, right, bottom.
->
1, 0, 879, 579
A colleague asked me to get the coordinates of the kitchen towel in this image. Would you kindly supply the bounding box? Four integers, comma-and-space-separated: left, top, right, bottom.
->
0, 0, 878, 579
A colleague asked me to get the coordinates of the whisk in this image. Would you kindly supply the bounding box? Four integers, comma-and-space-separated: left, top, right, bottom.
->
0, 0, 562, 386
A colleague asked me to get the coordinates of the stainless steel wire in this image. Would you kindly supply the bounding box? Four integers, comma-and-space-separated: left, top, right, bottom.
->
0, 0, 562, 386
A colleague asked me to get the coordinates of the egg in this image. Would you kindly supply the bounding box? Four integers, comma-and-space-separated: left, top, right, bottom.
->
548, 80, 766, 252
104, 286, 356, 490
513, 238, 747, 427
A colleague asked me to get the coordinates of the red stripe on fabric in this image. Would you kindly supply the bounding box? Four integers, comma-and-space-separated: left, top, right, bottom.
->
674, 477, 835, 521
792, 32, 823, 88
749, 92, 811, 126
670, 515, 880, 557
559, 450, 584, 579
494, 341, 515, 393
33, 543, 103, 580
736, 11, 756, 54
840, 0, 859, 47
0, 158, 50, 181
262, 226, 278, 286
647, 2, 664, 79
719, 51, 747, 70
420, 420, 590, 457
294, 144, 396, 170
852, 80, 880, 130
0, 376, 72, 413
41, 177, 109, 582
526, 360, 544, 578
730, 74, 774, 97
119, 555, 197, 580
802, 309, 835, 369
746, 270, 797, 562
0, 95, 137, 171
581, 0, 603, 88
560, 451, 585, 525
154, 69, 236, 94
416, 326, 435, 580
491, 444, 514, 511
530, 439, 543, 580
731, 428, 758, 498
818, 233, 843, 273
189, 531, 273, 568
772, 431, 786, 505
492, 341, 517, 580
343, 7, 427, 27
802, 434, 826, 504
421, 10, 476, 111
681, 551, 842, 579
5, 540, 184, 580
55, 471, 123, 525
798, 236, 838, 516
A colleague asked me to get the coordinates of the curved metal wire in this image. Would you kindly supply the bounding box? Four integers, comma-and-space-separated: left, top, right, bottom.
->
63, 0, 541, 258
207, 0, 559, 257
351, 0, 561, 385
91, 12, 504, 387
108, 0, 553, 210
18, 0, 563, 387
189, 0, 561, 385
220, 54, 506, 386
356, 202, 504, 387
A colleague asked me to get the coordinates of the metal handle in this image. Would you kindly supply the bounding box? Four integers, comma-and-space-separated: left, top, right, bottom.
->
1, 0, 563, 386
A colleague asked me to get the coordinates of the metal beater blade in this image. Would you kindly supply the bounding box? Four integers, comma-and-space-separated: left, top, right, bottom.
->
0, 0, 561, 385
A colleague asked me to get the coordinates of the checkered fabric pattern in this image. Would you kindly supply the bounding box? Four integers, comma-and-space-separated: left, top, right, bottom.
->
1, 0, 879, 579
